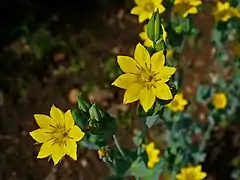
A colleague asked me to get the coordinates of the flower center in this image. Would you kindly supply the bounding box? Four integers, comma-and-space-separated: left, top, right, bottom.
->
144, 2, 155, 12
185, 171, 196, 180
171, 100, 179, 107
139, 70, 157, 85
51, 124, 69, 145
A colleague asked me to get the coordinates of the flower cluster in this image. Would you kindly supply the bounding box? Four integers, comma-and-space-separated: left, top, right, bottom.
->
213, 1, 240, 22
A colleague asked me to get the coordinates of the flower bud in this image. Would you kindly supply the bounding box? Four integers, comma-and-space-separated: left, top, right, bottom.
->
77, 93, 91, 112
89, 119, 102, 132
89, 104, 103, 121
147, 10, 163, 43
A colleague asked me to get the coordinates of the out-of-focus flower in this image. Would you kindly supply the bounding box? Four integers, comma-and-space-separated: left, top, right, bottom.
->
212, 2, 239, 22
212, 92, 227, 109
112, 43, 176, 112
131, 0, 165, 23
176, 165, 207, 180
139, 24, 167, 47
98, 148, 109, 158
30, 105, 85, 165
68, 88, 80, 104
173, 0, 202, 18
166, 93, 188, 112
145, 142, 160, 168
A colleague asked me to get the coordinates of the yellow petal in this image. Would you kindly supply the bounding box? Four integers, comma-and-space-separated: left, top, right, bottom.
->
176, 174, 184, 180
151, 51, 165, 73
135, 0, 145, 6
147, 161, 154, 168
155, 82, 172, 100
68, 125, 85, 142
50, 105, 65, 126
131, 6, 143, 15
189, 0, 202, 6
117, 56, 139, 74
34, 114, 56, 129
123, 83, 143, 104
174, 0, 181, 5
195, 165, 202, 172
30, 129, 50, 143
139, 86, 156, 112
37, 140, 54, 159
66, 139, 77, 160
162, 24, 167, 43
197, 172, 207, 179
52, 144, 66, 166
187, 7, 198, 15
158, 4, 165, 14
112, 74, 137, 89
139, 12, 150, 23
146, 142, 154, 152
134, 43, 150, 69
157, 66, 176, 82
65, 110, 74, 130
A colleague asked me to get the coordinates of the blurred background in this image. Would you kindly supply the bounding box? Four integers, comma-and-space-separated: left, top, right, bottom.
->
0, 0, 240, 180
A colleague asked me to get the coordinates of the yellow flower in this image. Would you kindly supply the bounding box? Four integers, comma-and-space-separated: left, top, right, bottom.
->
176, 165, 207, 180
30, 105, 85, 165
167, 49, 174, 57
213, 2, 236, 22
212, 92, 227, 109
98, 148, 108, 157
173, 0, 202, 18
139, 24, 167, 47
131, 0, 165, 23
167, 93, 188, 112
145, 142, 160, 168
112, 43, 176, 112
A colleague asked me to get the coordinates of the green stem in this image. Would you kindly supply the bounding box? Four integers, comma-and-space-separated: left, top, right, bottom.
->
153, 41, 156, 51
113, 135, 125, 157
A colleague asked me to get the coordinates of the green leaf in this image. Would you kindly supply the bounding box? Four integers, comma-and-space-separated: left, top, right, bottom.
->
155, 40, 165, 51
142, 159, 165, 180
192, 153, 206, 163
126, 158, 148, 178
174, 154, 183, 165
133, 130, 143, 146
145, 115, 164, 128
196, 85, 213, 104
71, 108, 89, 129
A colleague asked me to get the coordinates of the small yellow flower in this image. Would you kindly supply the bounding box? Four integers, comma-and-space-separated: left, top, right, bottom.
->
213, 2, 236, 22
98, 148, 108, 157
167, 93, 188, 112
173, 0, 202, 18
176, 165, 207, 180
145, 142, 160, 168
131, 0, 165, 23
112, 43, 176, 112
212, 92, 227, 109
30, 105, 85, 165
139, 24, 167, 47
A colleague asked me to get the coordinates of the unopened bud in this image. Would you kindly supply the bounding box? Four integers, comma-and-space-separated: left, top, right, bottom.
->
78, 93, 91, 112
147, 10, 163, 43
89, 104, 103, 121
